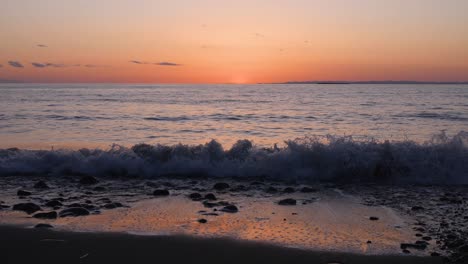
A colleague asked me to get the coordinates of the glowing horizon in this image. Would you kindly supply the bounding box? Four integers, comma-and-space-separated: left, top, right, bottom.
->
1, 0, 468, 84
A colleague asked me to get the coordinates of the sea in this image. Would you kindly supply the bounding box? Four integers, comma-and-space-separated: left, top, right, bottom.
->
0, 83, 467, 183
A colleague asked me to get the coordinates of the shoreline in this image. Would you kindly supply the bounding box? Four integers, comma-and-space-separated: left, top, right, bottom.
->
1, 225, 441, 264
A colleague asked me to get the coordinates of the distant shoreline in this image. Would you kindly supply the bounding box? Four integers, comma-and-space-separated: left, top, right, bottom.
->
259, 81, 468, 85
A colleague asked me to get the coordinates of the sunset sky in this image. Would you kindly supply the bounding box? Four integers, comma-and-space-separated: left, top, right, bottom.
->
1, 0, 468, 83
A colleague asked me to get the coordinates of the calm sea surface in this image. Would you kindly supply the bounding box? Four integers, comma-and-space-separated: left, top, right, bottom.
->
0, 83, 467, 149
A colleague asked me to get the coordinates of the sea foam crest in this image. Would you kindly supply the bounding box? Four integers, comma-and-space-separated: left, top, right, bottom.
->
0, 131, 467, 184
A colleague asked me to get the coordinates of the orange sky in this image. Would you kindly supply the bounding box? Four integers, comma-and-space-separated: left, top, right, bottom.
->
1, 0, 468, 83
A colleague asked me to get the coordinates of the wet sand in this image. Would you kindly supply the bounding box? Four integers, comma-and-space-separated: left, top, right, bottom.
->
1, 225, 441, 264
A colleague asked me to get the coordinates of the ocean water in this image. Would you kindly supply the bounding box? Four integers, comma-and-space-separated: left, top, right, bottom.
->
0, 83, 467, 183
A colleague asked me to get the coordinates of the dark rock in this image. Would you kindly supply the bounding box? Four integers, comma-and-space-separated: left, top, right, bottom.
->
13, 203, 41, 214
213, 182, 230, 191
278, 198, 296, 206
59, 207, 90, 217
400, 243, 427, 250
198, 219, 207, 224
230, 185, 247, 192
189, 193, 202, 201
33, 211, 57, 219
369, 216, 379, 221
35, 223, 53, 229
411, 206, 424, 211
402, 249, 411, 254
300, 187, 317, 193
220, 205, 238, 213
204, 193, 217, 200
45, 200, 63, 207
79, 176, 98, 185
367, 240, 372, 244
283, 187, 295, 193
422, 236, 432, 241
153, 189, 170, 196
17, 190, 31, 196
430, 252, 440, 257
103, 202, 123, 209
460, 244, 468, 253
266, 187, 278, 193
203, 201, 219, 208
93, 186, 106, 191
34, 181, 49, 189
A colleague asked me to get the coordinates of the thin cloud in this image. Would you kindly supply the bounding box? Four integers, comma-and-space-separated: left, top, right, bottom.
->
37, 44, 48, 48
254, 33, 265, 38
0, 64, 3, 68
155, 62, 181, 66
130, 60, 148, 64
31, 62, 66, 68
84, 64, 110, 68
8, 61, 24, 68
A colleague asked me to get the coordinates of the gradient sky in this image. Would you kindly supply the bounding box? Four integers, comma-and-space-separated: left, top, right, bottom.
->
1, 0, 468, 83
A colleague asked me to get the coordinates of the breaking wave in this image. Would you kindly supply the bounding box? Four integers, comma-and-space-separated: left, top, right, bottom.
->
1, 131, 467, 184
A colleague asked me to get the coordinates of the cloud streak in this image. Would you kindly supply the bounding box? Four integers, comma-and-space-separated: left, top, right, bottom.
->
37, 44, 48, 48
31, 62, 66, 68
130, 60, 181, 66
8, 61, 24, 68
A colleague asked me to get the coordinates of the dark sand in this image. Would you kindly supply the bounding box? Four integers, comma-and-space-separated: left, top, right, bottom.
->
1, 226, 441, 264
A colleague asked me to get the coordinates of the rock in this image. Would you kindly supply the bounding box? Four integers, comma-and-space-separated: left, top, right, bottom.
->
17, 190, 31, 196
460, 244, 468, 253
367, 240, 372, 244
93, 186, 106, 191
203, 201, 219, 208
369, 216, 379, 221
35, 223, 53, 229
411, 206, 424, 211
103, 202, 123, 209
198, 219, 207, 224
189, 193, 202, 201
34, 181, 49, 189
266, 187, 278, 193
153, 189, 170, 196
213, 182, 230, 191
220, 205, 238, 213
33, 211, 57, 219
422, 236, 432, 241
283, 187, 295, 193
400, 243, 427, 250
13, 203, 41, 214
45, 200, 63, 207
59, 207, 90, 217
300, 187, 317, 193
79, 176, 98, 185
204, 193, 217, 200
230, 185, 247, 192
402, 249, 411, 254
278, 198, 296, 206
430, 252, 440, 257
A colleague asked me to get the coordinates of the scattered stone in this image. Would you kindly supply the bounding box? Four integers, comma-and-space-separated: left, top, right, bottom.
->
79, 176, 98, 185
220, 205, 238, 213
103, 202, 123, 209
367, 241, 372, 244
33, 211, 58, 219
34, 181, 49, 189
204, 193, 217, 200
153, 189, 170, 196
13, 203, 41, 214
369, 216, 379, 221
213, 182, 230, 191
300, 187, 317, 193
35, 223, 53, 229
422, 236, 432, 241
17, 190, 32, 196
59, 207, 90, 217
189, 193, 202, 201
278, 198, 296, 206
198, 219, 207, 224
45, 200, 63, 207
283, 187, 295, 193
